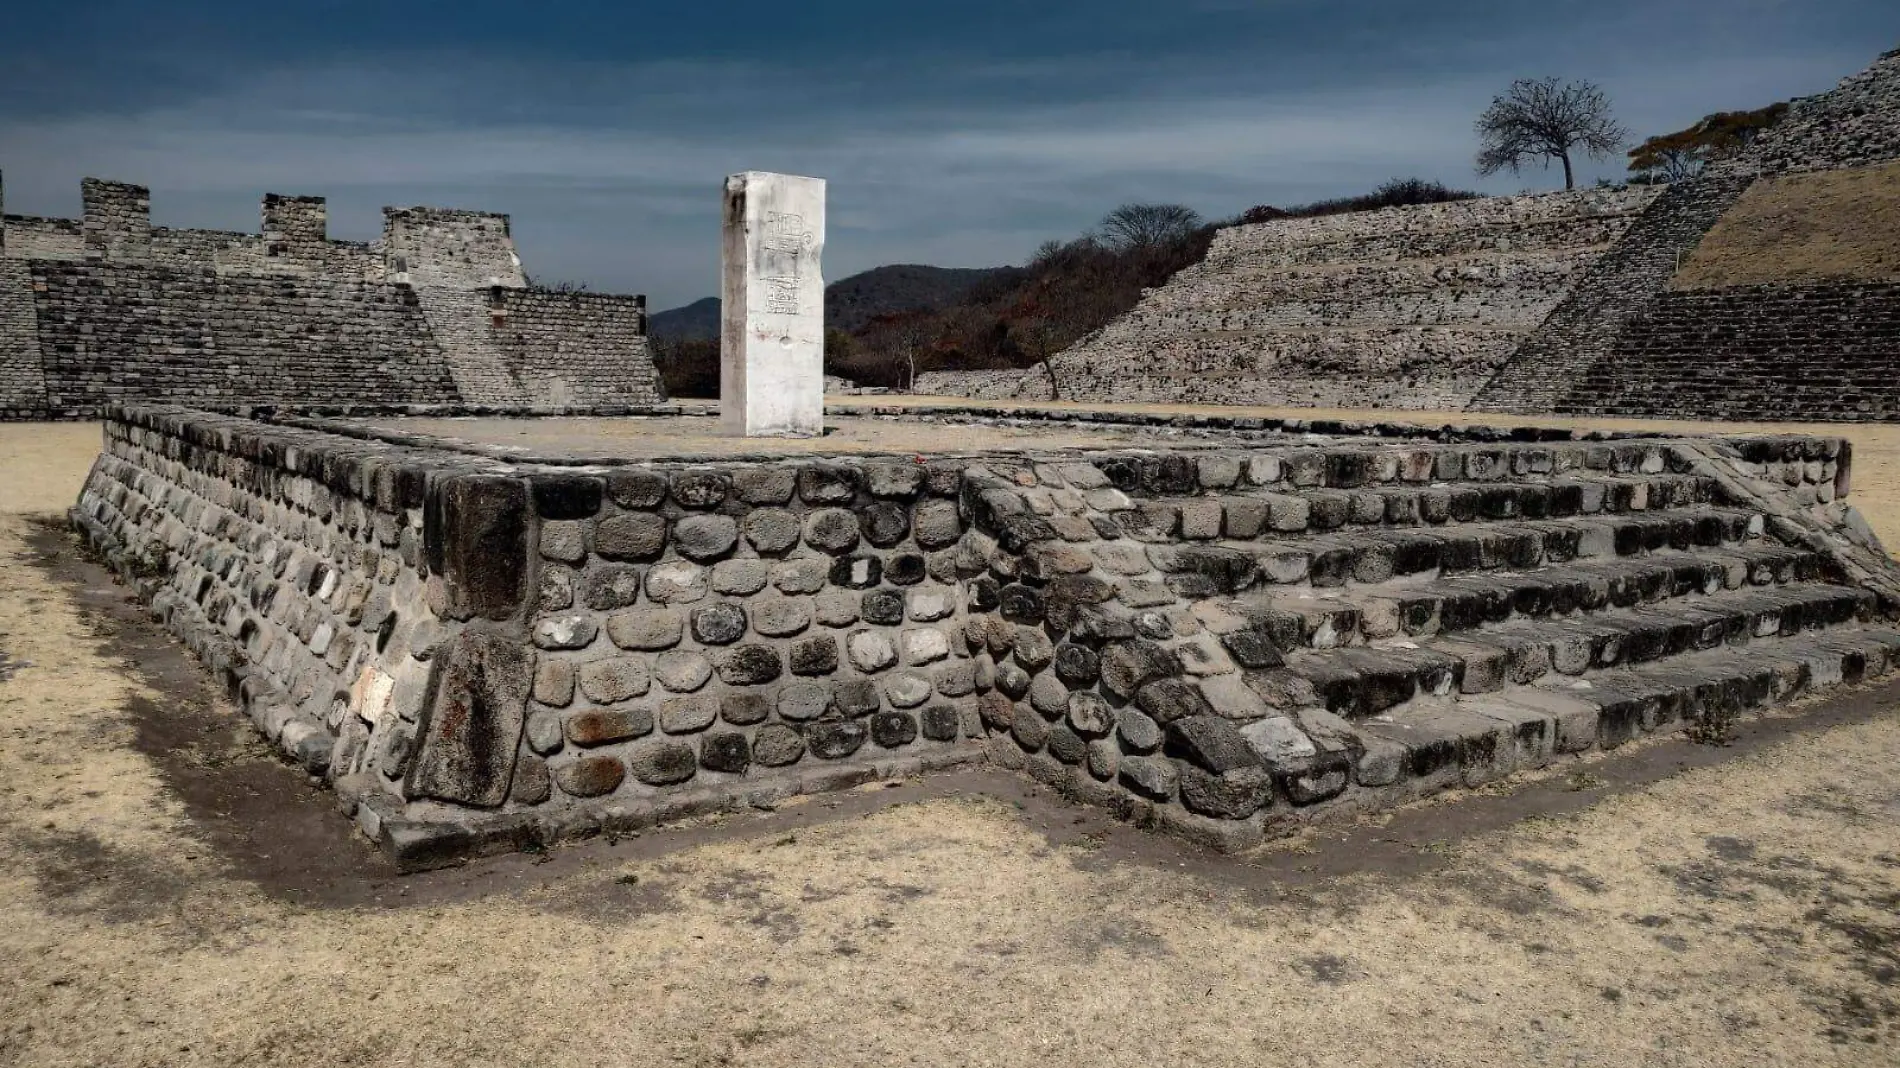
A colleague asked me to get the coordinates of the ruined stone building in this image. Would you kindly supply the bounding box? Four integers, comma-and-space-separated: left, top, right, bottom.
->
0, 176, 666, 420
920, 46, 1900, 422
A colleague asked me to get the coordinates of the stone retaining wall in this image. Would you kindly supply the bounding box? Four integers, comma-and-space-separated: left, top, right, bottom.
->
922, 187, 1661, 410
2, 173, 665, 419
73, 402, 1900, 870
1550, 281, 1900, 421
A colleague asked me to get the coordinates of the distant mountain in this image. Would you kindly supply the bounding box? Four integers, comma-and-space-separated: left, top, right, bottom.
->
646, 296, 721, 341
646, 264, 1013, 340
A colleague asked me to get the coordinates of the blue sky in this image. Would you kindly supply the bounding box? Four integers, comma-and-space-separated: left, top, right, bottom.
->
2, 1, 1895, 310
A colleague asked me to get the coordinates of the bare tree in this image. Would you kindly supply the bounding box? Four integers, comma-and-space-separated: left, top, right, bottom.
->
1098, 203, 1203, 252
1012, 318, 1062, 401
1475, 77, 1628, 190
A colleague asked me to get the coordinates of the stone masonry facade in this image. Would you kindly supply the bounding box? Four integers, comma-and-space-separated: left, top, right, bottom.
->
70, 402, 1900, 869
1472, 46, 1900, 416
0, 174, 665, 419
916, 187, 1662, 410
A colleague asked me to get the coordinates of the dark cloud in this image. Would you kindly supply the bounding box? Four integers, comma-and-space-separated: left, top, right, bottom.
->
1, 1, 1893, 308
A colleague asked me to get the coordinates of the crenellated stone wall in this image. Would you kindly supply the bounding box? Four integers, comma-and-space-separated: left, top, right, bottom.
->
2, 174, 664, 418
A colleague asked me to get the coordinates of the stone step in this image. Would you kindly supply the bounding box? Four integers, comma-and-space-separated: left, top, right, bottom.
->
1331, 627, 1900, 795
1235, 545, 1831, 655
1135, 472, 1722, 539
1249, 581, 1871, 719
1147, 509, 1782, 602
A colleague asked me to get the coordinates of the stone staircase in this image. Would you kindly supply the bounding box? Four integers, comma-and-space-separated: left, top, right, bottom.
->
970, 428, 1900, 844
1552, 281, 1900, 421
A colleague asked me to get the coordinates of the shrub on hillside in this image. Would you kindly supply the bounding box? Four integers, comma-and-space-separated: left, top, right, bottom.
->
1238, 177, 1482, 225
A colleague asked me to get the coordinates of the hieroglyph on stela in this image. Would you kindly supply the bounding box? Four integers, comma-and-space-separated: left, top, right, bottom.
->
721, 171, 826, 437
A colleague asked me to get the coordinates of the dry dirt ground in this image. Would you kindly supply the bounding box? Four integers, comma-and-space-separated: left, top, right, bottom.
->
1672, 160, 1900, 289
4, 415, 1900, 1067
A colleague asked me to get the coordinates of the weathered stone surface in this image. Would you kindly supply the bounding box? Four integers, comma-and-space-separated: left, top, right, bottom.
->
511, 755, 553, 804
832, 678, 882, 717
1179, 765, 1272, 819
1046, 724, 1087, 765
1099, 640, 1180, 698
807, 720, 868, 759
753, 596, 812, 637
700, 730, 752, 773
732, 467, 798, 505
660, 694, 719, 734
913, 499, 963, 549
804, 508, 861, 554
1086, 738, 1119, 780
721, 692, 771, 726
791, 634, 840, 675
646, 561, 709, 604
883, 671, 933, 708
691, 602, 749, 645
871, 710, 919, 748
1067, 691, 1114, 736
674, 514, 740, 561
1136, 677, 1212, 724
742, 509, 802, 554
1053, 643, 1100, 686
848, 630, 898, 672
1165, 715, 1263, 774
921, 703, 962, 741
532, 474, 605, 520
595, 512, 669, 561
1119, 755, 1178, 800
753, 723, 806, 766
906, 588, 954, 622
431, 476, 530, 622
567, 707, 654, 747
934, 659, 976, 697
606, 608, 683, 651
526, 710, 565, 755
772, 558, 830, 595
1012, 628, 1056, 671
578, 656, 650, 704
583, 565, 645, 610
777, 681, 832, 721
627, 740, 698, 785
1240, 716, 1319, 772
670, 471, 730, 509
901, 628, 950, 665
1011, 704, 1049, 750
532, 659, 575, 707
555, 754, 625, 798
407, 630, 532, 807
861, 589, 905, 625
887, 553, 929, 585
1028, 672, 1070, 717
654, 650, 713, 692
533, 613, 598, 651
714, 644, 783, 686
538, 520, 587, 563
1117, 708, 1164, 753
815, 588, 861, 627
829, 554, 882, 589
606, 471, 668, 509
711, 559, 770, 596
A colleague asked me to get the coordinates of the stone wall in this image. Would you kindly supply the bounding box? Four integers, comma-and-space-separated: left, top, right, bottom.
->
1748, 47, 1900, 175
29, 262, 462, 416
2, 174, 662, 418
70, 402, 1900, 869
926, 187, 1661, 410
491, 288, 665, 408
1474, 46, 1900, 415
1550, 281, 1900, 421
1467, 170, 1757, 413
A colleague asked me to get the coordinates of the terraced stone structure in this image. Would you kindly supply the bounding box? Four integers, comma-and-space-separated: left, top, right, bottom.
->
71, 403, 1900, 867
0, 173, 665, 420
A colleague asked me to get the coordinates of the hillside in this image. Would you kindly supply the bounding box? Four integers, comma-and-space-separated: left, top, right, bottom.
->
646, 264, 1013, 341
1672, 160, 1900, 288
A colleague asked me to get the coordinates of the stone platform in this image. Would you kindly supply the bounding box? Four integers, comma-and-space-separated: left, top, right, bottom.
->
69, 402, 1900, 869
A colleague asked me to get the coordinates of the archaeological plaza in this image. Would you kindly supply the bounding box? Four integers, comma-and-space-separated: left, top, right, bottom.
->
2, 49, 1897, 871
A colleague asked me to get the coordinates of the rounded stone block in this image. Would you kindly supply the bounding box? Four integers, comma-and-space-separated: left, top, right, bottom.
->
654, 650, 713, 692
804, 509, 861, 554
606, 607, 683, 651
595, 513, 669, 561
715, 644, 783, 686
645, 562, 709, 604
661, 694, 719, 734
742, 509, 802, 555
567, 707, 654, 747
807, 720, 868, 759
754, 723, 806, 766
578, 656, 651, 704
555, 754, 626, 797
870, 711, 918, 748
674, 514, 740, 562
691, 602, 748, 645
627, 740, 698, 785
700, 730, 752, 774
